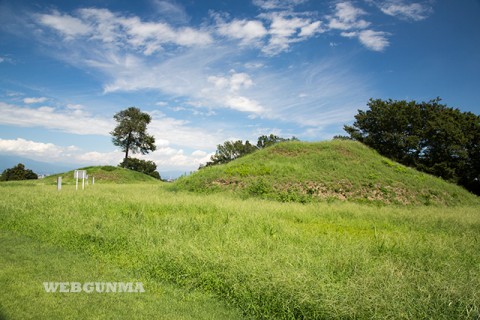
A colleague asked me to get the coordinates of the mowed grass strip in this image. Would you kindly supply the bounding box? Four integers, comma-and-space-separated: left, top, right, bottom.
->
0, 183, 479, 319
0, 231, 244, 320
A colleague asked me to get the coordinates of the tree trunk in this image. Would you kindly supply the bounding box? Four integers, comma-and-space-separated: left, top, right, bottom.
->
123, 132, 132, 166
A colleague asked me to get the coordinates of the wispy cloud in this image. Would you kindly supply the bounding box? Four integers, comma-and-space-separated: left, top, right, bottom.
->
253, 0, 307, 10
217, 19, 268, 45
151, 0, 190, 24
37, 8, 213, 55
261, 11, 325, 55
23, 97, 48, 104
377, 1, 433, 21
37, 10, 92, 40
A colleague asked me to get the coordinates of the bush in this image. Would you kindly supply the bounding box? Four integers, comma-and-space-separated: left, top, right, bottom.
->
119, 158, 161, 179
0, 163, 38, 181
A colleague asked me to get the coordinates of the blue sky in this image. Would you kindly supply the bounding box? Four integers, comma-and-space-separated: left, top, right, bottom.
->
1, 0, 479, 176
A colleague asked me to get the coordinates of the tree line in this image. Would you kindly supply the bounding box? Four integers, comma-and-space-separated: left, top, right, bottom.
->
343, 98, 480, 195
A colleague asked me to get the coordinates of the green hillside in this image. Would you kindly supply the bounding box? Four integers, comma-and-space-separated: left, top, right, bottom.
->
0, 165, 161, 186
174, 140, 478, 206
47, 166, 160, 184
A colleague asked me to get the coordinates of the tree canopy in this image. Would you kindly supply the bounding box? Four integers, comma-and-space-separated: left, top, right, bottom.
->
0, 163, 38, 181
344, 98, 480, 195
111, 107, 156, 166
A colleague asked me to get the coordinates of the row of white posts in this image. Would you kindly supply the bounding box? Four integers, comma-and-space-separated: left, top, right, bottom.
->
56, 170, 94, 191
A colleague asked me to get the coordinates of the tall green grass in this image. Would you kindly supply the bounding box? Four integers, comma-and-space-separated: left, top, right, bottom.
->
0, 231, 243, 320
1, 183, 479, 319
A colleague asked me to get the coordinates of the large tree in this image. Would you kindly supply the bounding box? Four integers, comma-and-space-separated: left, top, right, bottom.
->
344, 98, 480, 195
111, 107, 156, 166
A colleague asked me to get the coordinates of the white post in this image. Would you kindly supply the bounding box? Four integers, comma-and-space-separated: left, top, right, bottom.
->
57, 176, 62, 191
76, 176, 78, 190
92, 177, 95, 185
82, 176, 85, 190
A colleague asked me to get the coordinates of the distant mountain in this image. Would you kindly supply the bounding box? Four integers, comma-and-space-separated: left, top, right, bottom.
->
0, 155, 77, 176
160, 170, 192, 180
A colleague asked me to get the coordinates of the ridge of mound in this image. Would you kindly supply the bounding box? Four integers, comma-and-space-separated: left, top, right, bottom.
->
174, 140, 478, 206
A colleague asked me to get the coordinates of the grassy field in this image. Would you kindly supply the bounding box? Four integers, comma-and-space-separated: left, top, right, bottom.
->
1, 181, 479, 319
0, 230, 243, 320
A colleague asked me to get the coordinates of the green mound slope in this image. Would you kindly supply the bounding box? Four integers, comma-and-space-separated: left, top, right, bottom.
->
174, 140, 478, 206
49, 166, 160, 184
0, 166, 161, 186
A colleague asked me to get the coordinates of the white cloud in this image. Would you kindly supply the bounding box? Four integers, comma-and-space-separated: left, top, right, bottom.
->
0, 138, 66, 158
217, 19, 267, 44
192, 150, 207, 157
378, 1, 432, 21
38, 11, 92, 40
244, 62, 264, 69
357, 30, 389, 51
208, 72, 253, 92
327, 2, 370, 30
253, 0, 306, 10
225, 96, 264, 113
341, 30, 389, 51
0, 102, 112, 135
328, 2, 389, 52
152, 0, 189, 23
23, 97, 48, 104
262, 12, 325, 55
38, 8, 213, 55
299, 21, 323, 37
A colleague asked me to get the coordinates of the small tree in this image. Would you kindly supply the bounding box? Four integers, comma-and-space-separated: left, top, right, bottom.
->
257, 134, 298, 149
205, 140, 257, 167
203, 134, 299, 168
0, 163, 38, 181
111, 107, 156, 166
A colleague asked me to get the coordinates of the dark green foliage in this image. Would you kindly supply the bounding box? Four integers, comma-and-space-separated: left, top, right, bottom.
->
111, 107, 156, 165
0, 163, 38, 181
204, 140, 257, 167
333, 135, 352, 140
344, 98, 480, 195
119, 157, 161, 179
256, 134, 298, 149
203, 134, 299, 168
